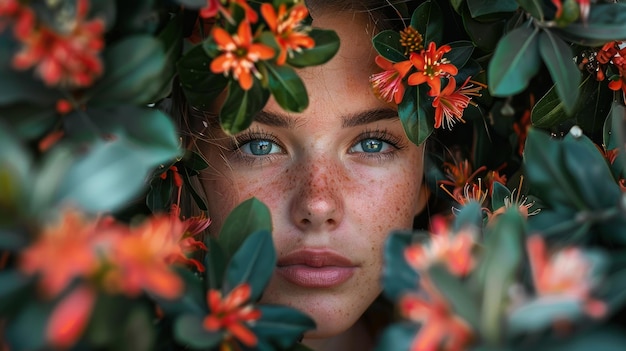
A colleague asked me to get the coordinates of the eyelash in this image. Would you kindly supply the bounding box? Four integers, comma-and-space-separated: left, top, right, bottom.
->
227, 128, 406, 165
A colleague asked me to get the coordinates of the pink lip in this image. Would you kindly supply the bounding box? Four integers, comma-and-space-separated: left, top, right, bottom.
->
276, 249, 357, 288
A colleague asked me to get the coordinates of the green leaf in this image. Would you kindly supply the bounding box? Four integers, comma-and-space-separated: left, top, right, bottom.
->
532, 74, 612, 129
478, 209, 524, 343
538, 30, 580, 116
460, 7, 509, 52
554, 3, 626, 46
252, 305, 316, 349
205, 237, 227, 290
446, 41, 475, 69
517, 0, 545, 20
452, 201, 484, 231
490, 181, 511, 210
219, 80, 270, 134
428, 264, 480, 328
88, 35, 168, 105
218, 197, 272, 260
149, 12, 184, 102
382, 231, 421, 301
398, 85, 434, 146
287, 29, 340, 67
177, 45, 229, 110
0, 122, 32, 204
224, 229, 276, 301
264, 62, 308, 113
488, 25, 541, 96
5, 301, 49, 351
372, 30, 406, 63
467, 0, 518, 18
0, 271, 32, 314
374, 322, 418, 351
508, 298, 583, 335
180, 165, 208, 211
174, 314, 222, 349
146, 174, 174, 213
0, 103, 56, 141
153, 268, 206, 316
411, 0, 444, 45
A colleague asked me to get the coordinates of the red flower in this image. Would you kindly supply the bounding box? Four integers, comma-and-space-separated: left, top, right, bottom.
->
210, 20, 275, 90
203, 284, 262, 347
407, 42, 458, 96
432, 77, 482, 130
404, 216, 476, 277
551, 0, 590, 23
19, 209, 104, 297
369, 55, 413, 104
11, 0, 105, 88
46, 285, 96, 349
400, 279, 473, 351
261, 3, 314, 65
527, 236, 606, 318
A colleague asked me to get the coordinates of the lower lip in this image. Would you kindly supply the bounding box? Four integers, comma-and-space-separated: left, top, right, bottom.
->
276, 265, 356, 288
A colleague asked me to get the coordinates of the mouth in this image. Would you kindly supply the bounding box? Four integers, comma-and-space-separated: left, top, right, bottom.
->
276, 249, 358, 288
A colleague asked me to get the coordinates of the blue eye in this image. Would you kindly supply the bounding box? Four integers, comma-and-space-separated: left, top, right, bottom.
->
351, 138, 390, 153
241, 139, 282, 156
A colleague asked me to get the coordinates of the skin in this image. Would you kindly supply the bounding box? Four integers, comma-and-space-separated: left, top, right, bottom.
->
198, 12, 428, 350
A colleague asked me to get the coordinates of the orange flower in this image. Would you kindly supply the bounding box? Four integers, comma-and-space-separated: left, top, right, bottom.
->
369, 55, 413, 104
210, 20, 275, 90
11, 0, 105, 88
400, 279, 473, 351
19, 209, 104, 297
46, 285, 96, 349
527, 236, 606, 318
407, 42, 458, 96
203, 284, 262, 347
439, 159, 486, 190
432, 77, 482, 130
261, 3, 314, 65
404, 216, 476, 277
105, 214, 189, 299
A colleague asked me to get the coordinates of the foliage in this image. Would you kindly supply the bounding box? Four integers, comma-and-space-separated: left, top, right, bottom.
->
1, 0, 626, 350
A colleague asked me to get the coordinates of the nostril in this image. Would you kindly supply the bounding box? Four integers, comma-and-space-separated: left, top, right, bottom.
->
301, 218, 311, 225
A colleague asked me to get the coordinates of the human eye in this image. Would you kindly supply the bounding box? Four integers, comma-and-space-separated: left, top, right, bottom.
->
240, 139, 283, 156
229, 129, 285, 164
348, 129, 405, 159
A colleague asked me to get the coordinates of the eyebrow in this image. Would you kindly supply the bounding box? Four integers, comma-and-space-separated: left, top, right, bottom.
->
254, 108, 398, 129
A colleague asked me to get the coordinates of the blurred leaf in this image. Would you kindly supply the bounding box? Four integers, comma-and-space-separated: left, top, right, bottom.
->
382, 231, 421, 301
461, 9, 508, 52
517, 0, 545, 20
180, 165, 208, 211
399, 85, 434, 146
287, 29, 340, 67
88, 35, 168, 105
154, 268, 206, 316
488, 25, 541, 96
182, 149, 209, 172
467, 0, 518, 18
110, 0, 161, 35
428, 264, 480, 328
538, 30, 580, 116
478, 209, 524, 343
412, 0, 444, 45
116, 305, 155, 351
219, 80, 270, 134
5, 301, 49, 351
206, 237, 227, 290
530, 328, 626, 351
251, 305, 316, 349
177, 44, 229, 110
374, 322, 418, 351
224, 229, 276, 301
264, 62, 308, 113
508, 298, 583, 335
554, 3, 626, 46
0, 271, 32, 314
0, 228, 29, 251
0, 122, 32, 218
174, 314, 222, 349
491, 181, 511, 210
532, 74, 612, 129
146, 174, 174, 213
0, 103, 56, 140
218, 197, 272, 260
372, 30, 406, 63
149, 11, 184, 102
453, 201, 484, 231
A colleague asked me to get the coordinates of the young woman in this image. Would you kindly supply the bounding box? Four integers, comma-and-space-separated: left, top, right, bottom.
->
180, 1, 429, 349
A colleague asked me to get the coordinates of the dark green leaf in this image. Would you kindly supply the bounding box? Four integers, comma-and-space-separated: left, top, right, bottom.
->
149, 12, 184, 102
411, 0, 444, 45
153, 268, 206, 316
508, 298, 583, 335
488, 25, 541, 96
398, 85, 434, 146
224, 229, 276, 301
88, 35, 167, 105
180, 165, 208, 211
446, 41, 475, 69
206, 237, 227, 290
218, 197, 272, 260
517, 0, 545, 20
287, 29, 340, 67
174, 314, 222, 349
219, 81, 270, 134
554, 3, 626, 46
382, 231, 421, 301
252, 305, 316, 349
177, 45, 229, 110
0, 271, 32, 314
538, 30, 580, 116
372, 30, 407, 63
146, 175, 174, 215
5, 301, 49, 351
467, 0, 518, 18
0, 103, 56, 140
116, 305, 155, 351
374, 322, 418, 351
491, 181, 511, 210
428, 264, 480, 328
0, 122, 32, 203
264, 62, 308, 112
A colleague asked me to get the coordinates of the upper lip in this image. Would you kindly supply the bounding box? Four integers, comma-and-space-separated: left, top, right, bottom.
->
277, 249, 357, 268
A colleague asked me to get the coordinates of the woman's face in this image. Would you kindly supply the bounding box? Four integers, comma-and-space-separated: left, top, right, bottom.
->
199, 13, 427, 339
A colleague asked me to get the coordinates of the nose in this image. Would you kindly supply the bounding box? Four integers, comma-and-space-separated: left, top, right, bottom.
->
289, 157, 346, 232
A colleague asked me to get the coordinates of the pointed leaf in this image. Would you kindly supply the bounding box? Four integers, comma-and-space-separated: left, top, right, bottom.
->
554, 3, 626, 46
488, 25, 541, 96
446, 41, 475, 69
218, 197, 272, 260
219, 81, 270, 134
428, 264, 480, 328
287, 29, 340, 67
174, 314, 223, 349
517, 0, 545, 20
398, 85, 433, 146
467, 0, 518, 18
490, 181, 512, 210
205, 237, 226, 290
411, 0, 444, 45
252, 305, 316, 349
452, 201, 484, 231
177, 45, 229, 110
372, 30, 406, 63
538, 30, 580, 116
382, 231, 421, 301
264, 62, 308, 112
224, 229, 276, 301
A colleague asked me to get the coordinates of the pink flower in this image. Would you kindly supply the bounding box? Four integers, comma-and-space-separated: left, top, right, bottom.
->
432, 77, 482, 130
369, 55, 412, 104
